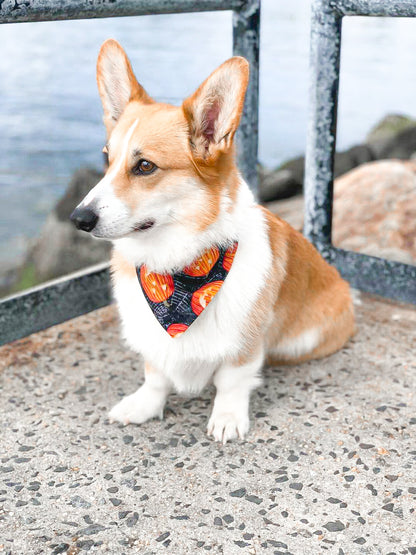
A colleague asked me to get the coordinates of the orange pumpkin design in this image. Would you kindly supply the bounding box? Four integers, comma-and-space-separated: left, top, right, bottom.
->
140, 266, 174, 303
183, 246, 220, 277
167, 323, 189, 337
191, 280, 224, 316
222, 243, 237, 272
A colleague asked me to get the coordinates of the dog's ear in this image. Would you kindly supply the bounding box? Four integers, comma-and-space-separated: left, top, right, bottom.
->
182, 57, 249, 162
97, 39, 153, 134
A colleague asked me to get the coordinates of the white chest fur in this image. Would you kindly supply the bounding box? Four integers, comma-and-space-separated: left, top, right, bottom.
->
112, 184, 272, 394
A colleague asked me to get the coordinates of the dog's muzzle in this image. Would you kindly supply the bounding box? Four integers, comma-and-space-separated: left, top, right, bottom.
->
70, 206, 99, 232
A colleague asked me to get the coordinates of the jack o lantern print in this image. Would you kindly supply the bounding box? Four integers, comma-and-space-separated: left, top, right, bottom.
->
222, 243, 238, 272
191, 281, 224, 316
139, 266, 174, 303
183, 246, 220, 277
167, 323, 189, 337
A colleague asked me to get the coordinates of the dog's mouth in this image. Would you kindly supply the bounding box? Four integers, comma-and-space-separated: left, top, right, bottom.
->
133, 219, 156, 232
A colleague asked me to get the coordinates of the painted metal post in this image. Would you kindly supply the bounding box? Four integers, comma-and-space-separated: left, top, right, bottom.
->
304, 0, 416, 305
233, 0, 260, 194
304, 0, 342, 258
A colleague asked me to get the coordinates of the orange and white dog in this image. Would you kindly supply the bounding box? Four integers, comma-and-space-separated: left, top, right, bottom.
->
70, 40, 355, 443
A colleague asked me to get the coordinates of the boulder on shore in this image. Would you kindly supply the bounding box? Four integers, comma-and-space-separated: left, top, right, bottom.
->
28, 168, 109, 283
258, 144, 376, 203
332, 159, 416, 264
365, 113, 416, 155
259, 113, 416, 204
266, 159, 416, 265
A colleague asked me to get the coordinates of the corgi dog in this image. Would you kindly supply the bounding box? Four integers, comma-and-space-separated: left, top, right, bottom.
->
70, 39, 355, 443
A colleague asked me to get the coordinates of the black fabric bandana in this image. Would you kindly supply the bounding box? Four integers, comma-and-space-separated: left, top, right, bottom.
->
137, 242, 238, 337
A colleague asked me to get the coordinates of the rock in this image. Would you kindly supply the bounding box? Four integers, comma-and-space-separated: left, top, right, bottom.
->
259, 113, 416, 204
0, 264, 22, 295
258, 157, 303, 203
258, 145, 375, 203
265, 160, 416, 265
230, 488, 246, 498
258, 167, 302, 203
1, 167, 109, 295
7, 137, 415, 297
333, 144, 375, 177
375, 126, 416, 160
28, 168, 110, 283
366, 114, 416, 145
323, 520, 345, 532
365, 114, 416, 159
332, 160, 416, 264
55, 167, 103, 222
279, 156, 305, 184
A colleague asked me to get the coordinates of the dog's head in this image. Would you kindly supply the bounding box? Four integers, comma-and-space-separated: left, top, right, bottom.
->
70, 39, 249, 243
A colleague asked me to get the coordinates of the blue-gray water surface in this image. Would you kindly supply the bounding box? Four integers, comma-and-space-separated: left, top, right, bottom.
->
2, 0, 416, 268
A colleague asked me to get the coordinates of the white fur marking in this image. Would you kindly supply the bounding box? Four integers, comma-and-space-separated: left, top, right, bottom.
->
273, 328, 320, 359
207, 349, 263, 443
109, 368, 170, 425
351, 288, 362, 306
80, 118, 140, 208
76, 118, 141, 238
108, 118, 140, 180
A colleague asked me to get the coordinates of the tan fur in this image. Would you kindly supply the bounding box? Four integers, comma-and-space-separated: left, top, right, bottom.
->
229, 209, 288, 365
260, 208, 355, 364
233, 205, 354, 365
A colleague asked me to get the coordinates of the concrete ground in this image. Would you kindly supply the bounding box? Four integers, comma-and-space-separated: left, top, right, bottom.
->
0, 293, 415, 555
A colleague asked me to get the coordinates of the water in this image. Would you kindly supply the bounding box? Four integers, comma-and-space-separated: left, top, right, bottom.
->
2, 0, 416, 267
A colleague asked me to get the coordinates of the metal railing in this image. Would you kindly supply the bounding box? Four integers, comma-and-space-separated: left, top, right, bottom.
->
0, 0, 260, 346
305, 0, 416, 305
2, 0, 415, 347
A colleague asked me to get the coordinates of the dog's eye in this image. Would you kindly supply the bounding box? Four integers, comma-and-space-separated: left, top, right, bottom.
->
133, 159, 157, 176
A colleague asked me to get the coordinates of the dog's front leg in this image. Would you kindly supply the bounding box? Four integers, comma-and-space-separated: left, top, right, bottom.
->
207, 349, 264, 443
109, 362, 171, 425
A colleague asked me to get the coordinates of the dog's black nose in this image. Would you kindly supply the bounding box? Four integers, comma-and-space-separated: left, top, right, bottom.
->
70, 207, 99, 232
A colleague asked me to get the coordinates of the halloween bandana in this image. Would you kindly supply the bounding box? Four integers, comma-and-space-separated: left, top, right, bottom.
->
137, 242, 238, 337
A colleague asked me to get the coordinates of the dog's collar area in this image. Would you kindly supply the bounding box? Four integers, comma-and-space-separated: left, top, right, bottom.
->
137, 242, 238, 337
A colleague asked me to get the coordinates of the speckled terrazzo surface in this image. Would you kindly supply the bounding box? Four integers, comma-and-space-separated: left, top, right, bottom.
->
1, 294, 415, 555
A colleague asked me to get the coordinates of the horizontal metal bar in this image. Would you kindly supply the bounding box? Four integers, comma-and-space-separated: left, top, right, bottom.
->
331, 0, 416, 17
328, 247, 416, 305
0, 0, 243, 24
0, 263, 111, 346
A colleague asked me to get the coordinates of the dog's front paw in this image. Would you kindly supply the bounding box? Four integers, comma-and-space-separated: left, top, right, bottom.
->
207, 410, 249, 444
109, 387, 164, 426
